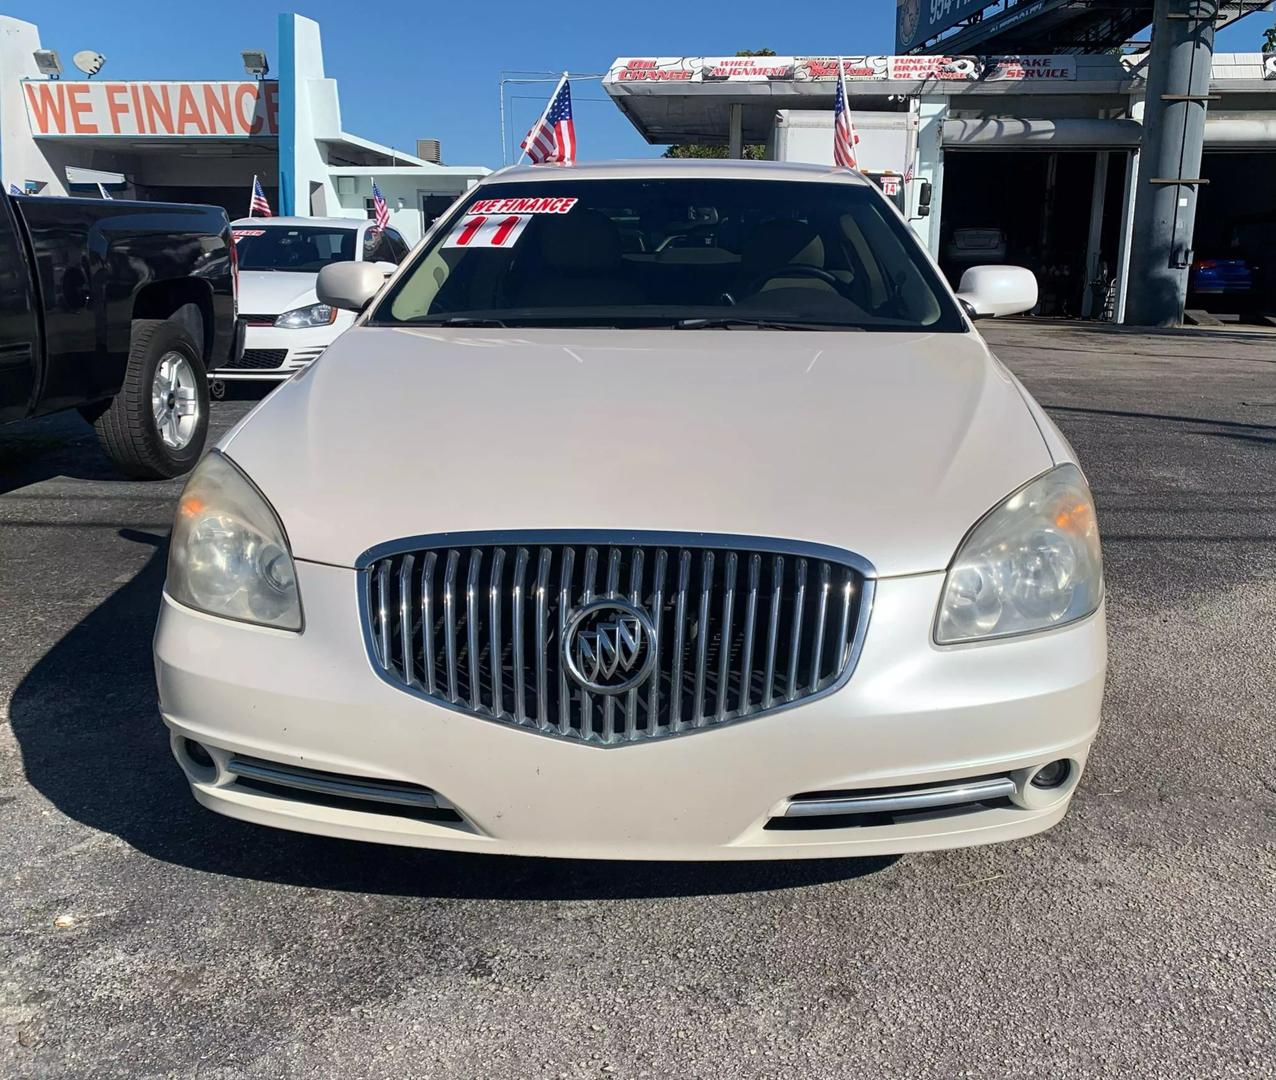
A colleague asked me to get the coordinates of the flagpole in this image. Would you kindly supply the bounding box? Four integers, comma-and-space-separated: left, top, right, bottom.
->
837, 57, 855, 170
836, 58, 846, 169
516, 71, 568, 166
248, 173, 256, 219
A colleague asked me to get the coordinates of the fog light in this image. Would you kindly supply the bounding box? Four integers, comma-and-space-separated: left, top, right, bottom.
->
1031, 759, 1070, 790
184, 738, 215, 769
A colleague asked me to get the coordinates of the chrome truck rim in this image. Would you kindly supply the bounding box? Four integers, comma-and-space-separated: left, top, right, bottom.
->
152, 352, 200, 450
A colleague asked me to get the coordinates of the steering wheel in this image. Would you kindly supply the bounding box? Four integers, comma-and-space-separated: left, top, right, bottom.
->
741, 263, 843, 297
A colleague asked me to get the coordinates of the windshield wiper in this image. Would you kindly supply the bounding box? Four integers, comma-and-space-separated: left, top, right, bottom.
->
408, 316, 510, 328
672, 317, 862, 332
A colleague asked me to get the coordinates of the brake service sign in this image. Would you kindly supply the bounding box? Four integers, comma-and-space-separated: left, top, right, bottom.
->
23, 80, 279, 138
897, 0, 990, 52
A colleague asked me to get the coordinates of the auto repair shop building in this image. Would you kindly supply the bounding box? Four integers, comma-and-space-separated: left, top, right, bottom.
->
0, 13, 486, 244
604, 50, 1276, 323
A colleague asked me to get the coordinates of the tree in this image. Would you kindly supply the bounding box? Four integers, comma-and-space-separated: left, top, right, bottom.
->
1263, 20, 1276, 54
663, 50, 775, 160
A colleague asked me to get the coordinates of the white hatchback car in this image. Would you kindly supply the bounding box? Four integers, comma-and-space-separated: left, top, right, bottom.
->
216, 217, 410, 387
157, 161, 1106, 861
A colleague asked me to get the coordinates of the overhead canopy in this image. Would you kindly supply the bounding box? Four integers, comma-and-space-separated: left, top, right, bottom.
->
604, 52, 1275, 148
924, 0, 1273, 56
605, 54, 1135, 146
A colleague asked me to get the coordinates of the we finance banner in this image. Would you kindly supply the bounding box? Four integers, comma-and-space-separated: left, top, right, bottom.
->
23, 80, 279, 138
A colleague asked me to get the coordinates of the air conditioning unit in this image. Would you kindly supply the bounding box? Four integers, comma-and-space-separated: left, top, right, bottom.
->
416, 139, 441, 164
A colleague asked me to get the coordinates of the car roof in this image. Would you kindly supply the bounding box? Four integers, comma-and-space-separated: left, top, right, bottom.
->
229, 216, 374, 229
481, 158, 873, 186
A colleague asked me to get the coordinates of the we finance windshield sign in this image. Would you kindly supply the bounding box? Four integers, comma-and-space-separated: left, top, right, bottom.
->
897, 0, 989, 52
23, 81, 278, 138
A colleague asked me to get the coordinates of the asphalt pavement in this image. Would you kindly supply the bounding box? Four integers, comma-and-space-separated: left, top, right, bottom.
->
1, 322, 1273, 1079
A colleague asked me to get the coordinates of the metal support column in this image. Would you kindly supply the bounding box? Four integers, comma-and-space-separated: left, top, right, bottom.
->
1082, 151, 1111, 318
1124, 0, 1220, 326
1114, 148, 1141, 324
728, 104, 744, 159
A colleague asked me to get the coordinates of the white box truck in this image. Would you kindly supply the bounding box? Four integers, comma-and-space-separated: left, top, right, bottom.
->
769, 109, 924, 216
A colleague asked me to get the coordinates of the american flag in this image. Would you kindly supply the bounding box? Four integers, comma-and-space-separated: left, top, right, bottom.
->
521, 77, 575, 165
249, 176, 272, 217
372, 180, 390, 229
832, 63, 860, 170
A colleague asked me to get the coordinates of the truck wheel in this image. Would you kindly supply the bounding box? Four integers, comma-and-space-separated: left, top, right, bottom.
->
90, 318, 210, 479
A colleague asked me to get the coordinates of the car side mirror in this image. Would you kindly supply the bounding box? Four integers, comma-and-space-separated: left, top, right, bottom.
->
316, 261, 387, 313
917, 180, 933, 219
955, 265, 1039, 320
372, 260, 398, 276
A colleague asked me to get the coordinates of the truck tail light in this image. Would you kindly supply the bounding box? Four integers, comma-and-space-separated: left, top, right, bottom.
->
229, 232, 240, 313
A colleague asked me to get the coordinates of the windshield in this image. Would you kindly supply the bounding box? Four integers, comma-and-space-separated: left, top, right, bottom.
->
372, 178, 964, 332
233, 226, 358, 272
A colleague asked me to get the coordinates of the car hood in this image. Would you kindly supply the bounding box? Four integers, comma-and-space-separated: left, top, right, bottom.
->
236, 270, 319, 315
222, 326, 1052, 577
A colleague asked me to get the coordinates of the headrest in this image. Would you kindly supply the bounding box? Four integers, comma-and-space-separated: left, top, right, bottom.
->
537, 210, 623, 271
741, 220, 825, 273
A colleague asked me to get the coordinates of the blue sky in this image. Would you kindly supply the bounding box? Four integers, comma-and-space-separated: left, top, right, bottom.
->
7, 1, 1270, 168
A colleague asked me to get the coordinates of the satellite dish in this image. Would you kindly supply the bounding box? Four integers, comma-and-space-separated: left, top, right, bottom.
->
72, 50, 106, 78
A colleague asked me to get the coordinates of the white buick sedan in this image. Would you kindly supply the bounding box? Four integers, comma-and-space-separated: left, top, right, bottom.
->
156, 161, 1106, 861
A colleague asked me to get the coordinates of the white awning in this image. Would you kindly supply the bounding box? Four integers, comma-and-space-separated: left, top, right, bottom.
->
65, 166, 126, 185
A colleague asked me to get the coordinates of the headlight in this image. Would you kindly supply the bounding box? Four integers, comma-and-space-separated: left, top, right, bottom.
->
936, 464, 1102, 645
274, 303, 336, 328
167, 451, 302, 630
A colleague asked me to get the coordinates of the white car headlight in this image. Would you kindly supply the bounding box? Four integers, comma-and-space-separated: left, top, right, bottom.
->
936, 464, 1103, 645
166, 451, 302, 630
274, 302, 336, 329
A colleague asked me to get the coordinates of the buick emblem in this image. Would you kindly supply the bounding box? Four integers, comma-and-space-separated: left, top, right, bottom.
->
562, 599, 657, 695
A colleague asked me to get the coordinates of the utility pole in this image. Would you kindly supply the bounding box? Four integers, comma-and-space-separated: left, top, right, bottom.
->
1124, 0, 1220, 327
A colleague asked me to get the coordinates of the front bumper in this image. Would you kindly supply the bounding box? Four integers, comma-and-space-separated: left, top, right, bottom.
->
155, 561, 1107, 860
210, 323, 339, 381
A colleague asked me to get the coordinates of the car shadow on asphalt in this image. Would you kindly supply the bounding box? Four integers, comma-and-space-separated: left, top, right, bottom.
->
9, 540, 895, 900
0, 414, 125, 495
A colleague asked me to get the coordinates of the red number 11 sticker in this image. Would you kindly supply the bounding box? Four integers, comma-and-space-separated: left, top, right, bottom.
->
444, 213, 531, 249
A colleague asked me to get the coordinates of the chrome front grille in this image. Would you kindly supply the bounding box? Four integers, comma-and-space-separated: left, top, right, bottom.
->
362, 533, 873, 747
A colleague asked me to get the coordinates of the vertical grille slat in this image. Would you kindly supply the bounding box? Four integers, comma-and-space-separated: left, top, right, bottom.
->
443, 550, 460, 703
836, 575, 855, 672
715, 551, 737, 723
692, 551, 714, 729
669, 550, 692, 732
739, 554, 761, 716
466, 549, 483, 713
365, 536, 869, 747
398, 554, 416, 686
809, 562, 832, 694
375, 560, 392, 671
625, 549, 646, 742
420, 552, 438, 695
557, 546, 576, 736
534, 548, 552, 730
489, 548, 506, 719
602, 548, 623, 742
763, 555, 783, 710
580, 547, 599, 740
511, 547, 529, 724
786, 559, 808, 703
646, 549, 668, 737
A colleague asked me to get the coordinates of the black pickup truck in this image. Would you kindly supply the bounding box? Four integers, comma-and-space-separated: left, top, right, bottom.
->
0, 193, 237, 478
